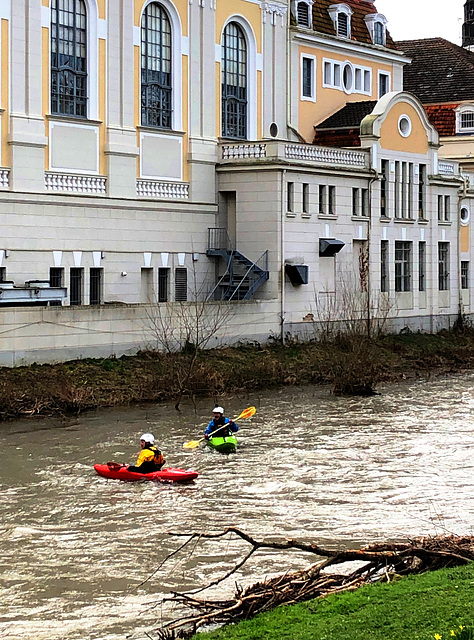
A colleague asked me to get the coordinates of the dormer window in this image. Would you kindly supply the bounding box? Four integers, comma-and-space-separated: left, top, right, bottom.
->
456, 104, 474, 133
296, 1, 311, 27
365, 13, 388, 46
328, 4, 353, 39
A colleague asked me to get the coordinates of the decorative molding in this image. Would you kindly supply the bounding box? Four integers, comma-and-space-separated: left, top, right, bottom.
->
262, 2, 288, 26
285, 144, 367, 167
221, 143, 267, 160
137, 180, 189, 199
45, 173, 107, 194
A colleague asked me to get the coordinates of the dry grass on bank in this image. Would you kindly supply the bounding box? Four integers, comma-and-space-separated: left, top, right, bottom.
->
1, 327, 474, 420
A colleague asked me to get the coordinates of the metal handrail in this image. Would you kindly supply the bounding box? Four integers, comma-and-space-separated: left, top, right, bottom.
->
227, 250, 269, 301
207, 228, 234, 252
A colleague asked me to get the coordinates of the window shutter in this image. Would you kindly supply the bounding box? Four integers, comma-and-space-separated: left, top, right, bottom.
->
297, 2, 310, 27
175, 268, 188, 302
337, 13, 348, 37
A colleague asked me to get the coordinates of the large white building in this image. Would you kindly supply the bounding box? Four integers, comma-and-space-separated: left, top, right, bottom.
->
0, 0, 472, 365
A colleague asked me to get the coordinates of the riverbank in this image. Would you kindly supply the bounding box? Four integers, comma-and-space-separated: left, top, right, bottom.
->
190, 562, 474, 640
2, 326, 474, 420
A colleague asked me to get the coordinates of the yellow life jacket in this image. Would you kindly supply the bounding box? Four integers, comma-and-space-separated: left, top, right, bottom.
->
136, 445, 165, 469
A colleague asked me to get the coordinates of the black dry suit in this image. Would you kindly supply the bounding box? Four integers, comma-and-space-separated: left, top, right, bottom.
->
208, 416, 232, 438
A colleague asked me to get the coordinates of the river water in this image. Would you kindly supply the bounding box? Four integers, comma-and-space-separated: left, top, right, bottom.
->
1, 373, 474, 640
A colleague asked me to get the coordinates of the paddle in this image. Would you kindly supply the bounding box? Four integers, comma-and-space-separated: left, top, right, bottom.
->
183, 406, 256, 449
107, 461, 125, 470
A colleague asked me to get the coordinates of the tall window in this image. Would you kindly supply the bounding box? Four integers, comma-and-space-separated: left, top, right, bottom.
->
438, 242, 450, 291
222, 22, 247, 139
395, 241, 412, 292
51, 0, 88, 117
158, 268, 169, 302
373, 21, 385, 45
380, 159, 388, 217
419, 242, 426, 292
418, 164, 426, 219
461, 261, 469, 290
141, 3, 172, 129
89, 268, 102, 305
70, 268, 83, 305
381, 240, 388, 292
175, 268, 188, 301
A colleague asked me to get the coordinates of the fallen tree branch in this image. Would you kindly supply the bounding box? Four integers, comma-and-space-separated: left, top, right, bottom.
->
149, 529, 474, 640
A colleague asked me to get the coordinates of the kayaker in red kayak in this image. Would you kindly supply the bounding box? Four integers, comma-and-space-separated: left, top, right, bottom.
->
204, 407, 239, 440
127, 433, 165, 473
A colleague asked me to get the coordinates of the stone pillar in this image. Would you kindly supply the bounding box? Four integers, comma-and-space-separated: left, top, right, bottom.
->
9, 0, 47, 193
105, 0, 139, 199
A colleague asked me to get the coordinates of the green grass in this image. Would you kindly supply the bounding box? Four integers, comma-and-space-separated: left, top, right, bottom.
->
191, 564, 474, 640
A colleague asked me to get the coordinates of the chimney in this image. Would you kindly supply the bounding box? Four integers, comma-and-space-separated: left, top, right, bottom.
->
463, 0, 474, 50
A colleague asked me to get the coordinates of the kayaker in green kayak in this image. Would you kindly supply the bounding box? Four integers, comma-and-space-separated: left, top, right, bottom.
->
127, 433, 165, 473
204, 407, 239, 440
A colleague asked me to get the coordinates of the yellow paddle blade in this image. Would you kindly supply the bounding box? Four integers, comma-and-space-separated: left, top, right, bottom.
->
236, 406, 256, 420
183, 440, 202, 449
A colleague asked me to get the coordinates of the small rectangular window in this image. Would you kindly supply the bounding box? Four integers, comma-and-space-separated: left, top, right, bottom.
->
70, 268, 83, 306
460, 111, 474, 130
89, 268, 103, 305
302, 183, 309, 214
363, 69, 371, 93
328, 185, 336, 215
352, 187, 360, 216
444, 195, 451, 221
158, 268, 169, 303
175, 268, 188, 302
438, 242, 449, 291
49, 267, 63, 288
301, 56, 315, 100
361, 188, 369, 216
323, 61, 332, 85
461, 261, 469, 289
381, 240, 388, 293
379, 72, 390, 98
318, 184, 326, 214
419, 242, 426, 292
287, 182, 294, 213
333, 64, 341, 87
354, 68, 362, 91
437, 194, 444, 221
0, 267, 5, 282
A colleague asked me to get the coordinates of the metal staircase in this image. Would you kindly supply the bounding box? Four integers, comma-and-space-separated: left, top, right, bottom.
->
206, 228, 269, 301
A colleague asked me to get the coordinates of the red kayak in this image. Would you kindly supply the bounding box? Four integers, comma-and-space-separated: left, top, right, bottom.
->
94, 463, 198, 483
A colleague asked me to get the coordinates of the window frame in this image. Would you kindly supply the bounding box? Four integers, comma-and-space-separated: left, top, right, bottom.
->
455, 104, 474, 133
378, 71, 391, 98
380, 240, 389, 293
418, 241, 426, 292
221, 21, 249, 140
175, 267, 188, 302
50, 0, 88, 119
395, 240, 412, 293
301, 54, 316, 102
328, 4, 353, 40
89, 267, 103, 305
461, 261, 470, 290
323, 58, 371, 96
296, 1, 311, 28
69, 267, 84, 306
438, 242, 450, 291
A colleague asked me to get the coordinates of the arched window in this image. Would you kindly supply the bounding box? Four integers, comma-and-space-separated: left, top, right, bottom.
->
141, 3, 172, 129
51, 0, 88, 117
221, 22, 248, 140
373, 21, 385, 45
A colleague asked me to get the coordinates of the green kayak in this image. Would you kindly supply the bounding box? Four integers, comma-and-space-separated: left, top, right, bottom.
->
207, 434, 238, 454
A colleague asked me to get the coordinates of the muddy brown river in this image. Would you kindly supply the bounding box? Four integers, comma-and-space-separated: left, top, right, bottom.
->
1, 374, 474, 639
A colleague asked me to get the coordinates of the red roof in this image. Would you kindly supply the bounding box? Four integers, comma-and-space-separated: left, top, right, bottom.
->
423, 104, 458, 137
311, 0, 397, 50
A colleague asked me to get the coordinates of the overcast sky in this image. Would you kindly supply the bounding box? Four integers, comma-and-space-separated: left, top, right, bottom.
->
376, 0, 465, 44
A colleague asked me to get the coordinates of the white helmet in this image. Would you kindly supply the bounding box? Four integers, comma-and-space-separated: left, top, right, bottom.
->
140, 432, 155, 444
213, 406, 224, 414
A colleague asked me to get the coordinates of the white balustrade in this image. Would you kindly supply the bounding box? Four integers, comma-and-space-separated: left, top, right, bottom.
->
0, 169, 10, 189
285, 144, 368, 167
45, 173, 107, 194
221, 144, 267, 160
438, 162, 456, 176
137, 180, 189, 199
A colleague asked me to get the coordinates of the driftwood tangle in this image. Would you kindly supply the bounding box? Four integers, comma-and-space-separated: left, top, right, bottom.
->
153, 528, 474, 640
